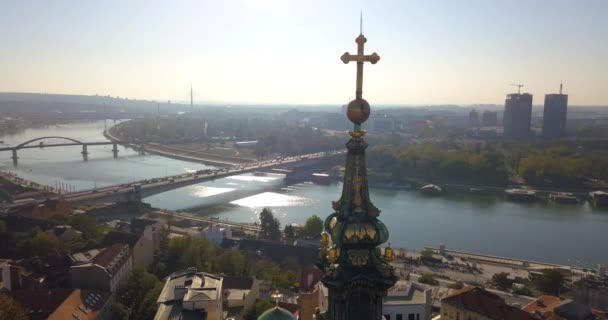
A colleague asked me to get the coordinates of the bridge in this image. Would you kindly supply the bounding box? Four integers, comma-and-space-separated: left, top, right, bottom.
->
3, 150, 344, 209
0, 136, 144, 165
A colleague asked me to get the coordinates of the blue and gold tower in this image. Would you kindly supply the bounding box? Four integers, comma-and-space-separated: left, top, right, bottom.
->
317, 27, 397, 320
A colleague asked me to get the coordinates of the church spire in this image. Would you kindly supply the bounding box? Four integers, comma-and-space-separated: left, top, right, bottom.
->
318, 21, 396, 320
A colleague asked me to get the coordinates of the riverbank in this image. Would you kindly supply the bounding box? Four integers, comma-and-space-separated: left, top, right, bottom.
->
104, 126, 251, 167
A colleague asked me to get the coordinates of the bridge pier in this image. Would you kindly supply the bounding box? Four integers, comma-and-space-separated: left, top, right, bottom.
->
81, 144, 89, 161
11, 149, 18, 166
112, 143, 119, 159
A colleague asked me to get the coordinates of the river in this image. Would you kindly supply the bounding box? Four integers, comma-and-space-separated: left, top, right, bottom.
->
1, 120, 606, 268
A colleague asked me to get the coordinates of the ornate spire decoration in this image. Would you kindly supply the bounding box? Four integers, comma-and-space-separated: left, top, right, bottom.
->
318, 23, 396, 320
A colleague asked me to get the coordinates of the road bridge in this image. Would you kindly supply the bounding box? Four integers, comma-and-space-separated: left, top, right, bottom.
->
59, 150, 343, 206
0, 136, 145, 165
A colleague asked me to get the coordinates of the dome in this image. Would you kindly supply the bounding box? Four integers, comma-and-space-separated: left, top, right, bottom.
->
257, 306, 296, 320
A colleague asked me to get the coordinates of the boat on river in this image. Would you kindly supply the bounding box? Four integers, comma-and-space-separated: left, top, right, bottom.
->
420, 184, 442, 196
549, 192, 579, 204
504, 188, 537, 202
589, 191, 608, 208
252, 171, 267, 177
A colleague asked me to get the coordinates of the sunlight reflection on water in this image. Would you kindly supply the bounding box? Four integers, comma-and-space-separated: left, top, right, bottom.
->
230, 192, 309, 208
227, 175, 280, 183
189, 186, 236, 197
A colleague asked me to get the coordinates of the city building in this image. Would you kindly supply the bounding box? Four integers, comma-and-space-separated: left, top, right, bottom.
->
47, 289, 112, 320
503, 93, 533, 139
155, 269, 224, 320
201, 224, 233, 246
523, 295, 566, 320
70, 243, 132, 293
523, 295, 598, 320
543, 84, 568, 139
1, 262, 46, 292
440, 286, 535, 320
46, 225, 82, 242
574, 277, 608, 311
297, 268, 327, 320
481, 111, 498, 127
222, 276, 260, 319
468, 109, 480, 128
129, 218, 163, 268
7, 288, 111, 320
382, 281, 432, 320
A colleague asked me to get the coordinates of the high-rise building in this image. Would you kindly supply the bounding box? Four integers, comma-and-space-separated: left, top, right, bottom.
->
468, 109, 480, 128
503, 93, 533, 139
481, 110, 498, 127
542, 84, 568, 139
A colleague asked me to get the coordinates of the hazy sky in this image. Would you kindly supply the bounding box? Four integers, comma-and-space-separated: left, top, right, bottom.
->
1, 0, 607, 105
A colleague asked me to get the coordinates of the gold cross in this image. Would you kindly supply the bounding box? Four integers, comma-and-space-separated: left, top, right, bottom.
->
340, 34, 380, 99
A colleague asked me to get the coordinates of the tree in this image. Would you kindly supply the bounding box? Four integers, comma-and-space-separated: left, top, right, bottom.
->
68, 214, 101, 240
0, 293, 27, 320
513, 286, 533, 296
243, 299, 275, 320
420, 248, 434, 261
448, 280, 464, 290
418, 274, 439, 286
259, 208, 281, 241
300, 215, 323, 239
284, 224, 296, 239
117, 268, 162, 320
536, 269, 565, 296
492, 272, 511, 290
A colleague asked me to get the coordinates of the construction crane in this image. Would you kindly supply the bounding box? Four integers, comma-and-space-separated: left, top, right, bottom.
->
510, 84, 524, 94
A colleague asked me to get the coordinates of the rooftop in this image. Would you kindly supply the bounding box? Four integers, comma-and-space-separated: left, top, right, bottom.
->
90, 243, 130, 274
442, 286, 535, 320
47, 289, 111, 320
384, 281, 430, 306
222, 276, 255, 290
523, 295, 565, 320
9, 288, 73, 320
157, 270, 222, 304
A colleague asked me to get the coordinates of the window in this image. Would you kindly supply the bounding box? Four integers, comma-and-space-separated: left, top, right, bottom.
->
408, 314, 415, 320
384, 315, 390, 320
456, 312, 460, 320
417, 314, 420, 320
396, 314, 402, 320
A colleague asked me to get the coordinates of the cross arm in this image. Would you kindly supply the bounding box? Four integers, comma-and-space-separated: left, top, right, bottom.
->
340, 52, 380, 64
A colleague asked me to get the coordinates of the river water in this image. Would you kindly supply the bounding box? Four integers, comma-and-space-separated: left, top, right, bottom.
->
1, 121, 606, 268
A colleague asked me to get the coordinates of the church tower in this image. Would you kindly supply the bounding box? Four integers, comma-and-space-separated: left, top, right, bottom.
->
317, 22, 397, 320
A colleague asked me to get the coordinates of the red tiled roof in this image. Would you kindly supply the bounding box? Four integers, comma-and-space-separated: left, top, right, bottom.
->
523, 296, 566, 320
47, 289, 111, 320
91, 243, 130, 274
442, 286, 535, 320
9, 288, 73, 320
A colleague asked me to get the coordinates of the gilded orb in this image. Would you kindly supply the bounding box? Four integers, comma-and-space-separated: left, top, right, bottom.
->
346, 98, 371, 124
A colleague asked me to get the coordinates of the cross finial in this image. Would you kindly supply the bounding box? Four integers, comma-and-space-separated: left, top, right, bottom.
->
360, 10, 363, 35
341, 18, 379, 129
340, 27, 380, 101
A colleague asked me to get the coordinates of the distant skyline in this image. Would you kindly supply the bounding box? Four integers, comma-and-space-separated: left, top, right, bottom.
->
1, 0, 607, 106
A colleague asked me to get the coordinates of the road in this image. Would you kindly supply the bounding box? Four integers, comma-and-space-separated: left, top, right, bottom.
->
4, 150, 345, 208
152, 210, 262, 233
